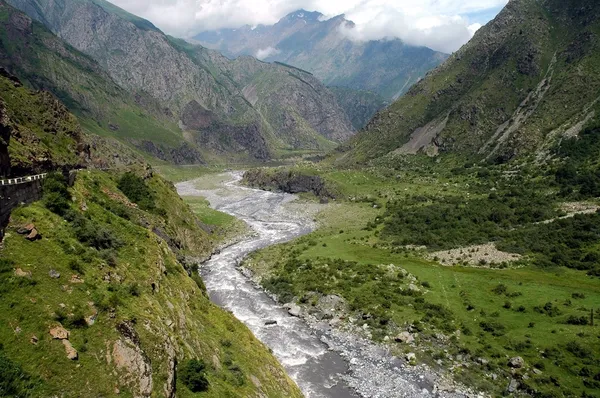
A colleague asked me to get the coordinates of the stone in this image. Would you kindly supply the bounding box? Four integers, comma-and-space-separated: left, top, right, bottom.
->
508, 356, 525, 368
476, 357, 489, 365
17, 223, 35, 235
26, 228, 41, 241
49, 326, 70, 340
62, 340, 78, 360
532, 368, 542, 375
506, 378, 519, 393
264, 320, 277, 326
14, 268, 31, 277
70, 274, 84, 284
406, 352, 416, 363
285, 303, 302, 317
408, 283, 420, 292
394, 331, 414, 344
30, 335, 38, 345
49, 269, 61, 279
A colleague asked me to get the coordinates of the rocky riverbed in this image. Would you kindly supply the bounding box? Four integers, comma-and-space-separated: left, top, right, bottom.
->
176, 172, 472, 398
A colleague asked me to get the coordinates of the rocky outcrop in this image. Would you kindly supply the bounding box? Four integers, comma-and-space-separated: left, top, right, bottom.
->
196, 122, 271, 160
243, 168, 338, 199
112, 322, 153, 397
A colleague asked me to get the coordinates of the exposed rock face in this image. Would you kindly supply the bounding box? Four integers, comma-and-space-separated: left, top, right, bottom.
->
0, 100, 11, 178
49, 325, 70, 340
112, 322, 153, 397
243, 168, 337, 199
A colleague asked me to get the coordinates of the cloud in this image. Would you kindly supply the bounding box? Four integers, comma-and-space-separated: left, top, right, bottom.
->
255, 46, 280, 60
107, 0, 508, 52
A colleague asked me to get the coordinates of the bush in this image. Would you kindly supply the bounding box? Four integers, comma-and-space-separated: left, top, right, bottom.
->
0, 350, 36, 395
566, 315, 589, 326
566, 341, 591, 358
117, 172, 155, 210
71, 215, 122, 250
42, 173, 71, 215
179, 359, 209, 393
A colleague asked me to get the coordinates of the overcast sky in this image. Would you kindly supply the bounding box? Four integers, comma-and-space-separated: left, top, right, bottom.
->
108, 0, 508, 53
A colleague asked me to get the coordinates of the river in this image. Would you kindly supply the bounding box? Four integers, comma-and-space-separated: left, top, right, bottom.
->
176, 172, 458, 398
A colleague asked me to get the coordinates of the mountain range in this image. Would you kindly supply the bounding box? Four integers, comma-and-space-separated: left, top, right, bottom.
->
195, 10, 449, 101
2, 0, 355, 163
337, 0, 600, 165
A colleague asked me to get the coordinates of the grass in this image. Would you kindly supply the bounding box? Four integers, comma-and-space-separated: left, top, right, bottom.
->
243, 164, 600, 397
0, 170, 301, 397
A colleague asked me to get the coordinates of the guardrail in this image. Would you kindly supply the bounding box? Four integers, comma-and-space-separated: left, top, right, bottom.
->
0, 173, 48, 186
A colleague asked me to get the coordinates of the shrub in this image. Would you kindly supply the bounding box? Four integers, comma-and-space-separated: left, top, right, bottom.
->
492, 284, 508, 295
117, 172, 155, 210
71, 216, 122, 250
0, 350, 36, 395
479, 320, 506, 336
179, 359, 209, 392
42, 173, 71, 215
566, 315, 589, 326
566, 341, 591, 358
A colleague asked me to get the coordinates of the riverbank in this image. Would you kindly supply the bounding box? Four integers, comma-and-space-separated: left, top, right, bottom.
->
176, 172, 472, 398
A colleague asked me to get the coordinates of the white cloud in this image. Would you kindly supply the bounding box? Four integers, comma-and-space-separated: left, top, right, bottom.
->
255, 46, 280, 60
107, 0, 508, 52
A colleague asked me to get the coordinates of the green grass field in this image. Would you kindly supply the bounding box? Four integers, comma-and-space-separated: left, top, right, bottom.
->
244, 165, 600, 397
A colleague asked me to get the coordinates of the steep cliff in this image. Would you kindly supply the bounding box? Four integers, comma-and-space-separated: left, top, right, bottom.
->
6, 0, 354, 160
337, 0, 600, 165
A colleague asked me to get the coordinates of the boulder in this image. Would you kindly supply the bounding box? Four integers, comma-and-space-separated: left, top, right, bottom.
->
70, 274, 84, 284
49, 326, 70, 340
395, 331, 415, 344
49, 269, 61, 279
285, 303, 302, 317
62, 340, 78, 360
17, 223, 35, 235
508, 356, 524, 368
406, 352, 417, 363
506, 378, 519, 393
264, 320, 277, 326
30, 335, 38, 345
14, 268, 31, 277
26, 228, 41, 241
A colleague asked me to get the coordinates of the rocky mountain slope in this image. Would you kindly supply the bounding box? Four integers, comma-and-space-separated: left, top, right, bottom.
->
0, 69, 302, 397
328, 86, 387, 130
195, 10, 448, 101
4, 0, 354, 162
336, 0, 600, 165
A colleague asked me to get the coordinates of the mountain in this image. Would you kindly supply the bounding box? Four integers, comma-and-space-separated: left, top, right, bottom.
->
3, 0, 354, 162
194, 10, 449, 100
328, 86, 387, 130
336, 0, 600, 165
0, 68, 302, 397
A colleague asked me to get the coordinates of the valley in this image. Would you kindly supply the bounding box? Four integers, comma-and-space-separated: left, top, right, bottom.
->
1, 0, 600, 397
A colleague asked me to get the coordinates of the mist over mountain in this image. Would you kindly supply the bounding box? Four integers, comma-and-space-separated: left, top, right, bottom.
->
195, 10, 449, 101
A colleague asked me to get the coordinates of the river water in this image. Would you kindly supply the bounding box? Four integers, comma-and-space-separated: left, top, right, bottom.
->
176, 172, 456, 398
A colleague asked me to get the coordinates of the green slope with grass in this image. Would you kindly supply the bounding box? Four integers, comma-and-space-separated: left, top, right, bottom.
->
338, 0, 600, 165
242, 154, 600, 397
0, 67, 302, 398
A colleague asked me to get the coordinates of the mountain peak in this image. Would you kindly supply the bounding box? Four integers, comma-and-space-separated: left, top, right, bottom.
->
285, 9, 323, 22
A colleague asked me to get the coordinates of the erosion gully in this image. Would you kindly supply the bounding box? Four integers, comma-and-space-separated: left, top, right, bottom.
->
176, 172, 459, 398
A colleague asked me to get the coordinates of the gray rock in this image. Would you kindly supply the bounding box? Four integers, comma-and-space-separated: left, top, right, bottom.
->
49, 269, 60, 279
508, 356, 525, 368
507, 378, 519, 393
285, 303, 302, 317
394, 331, 414, 344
